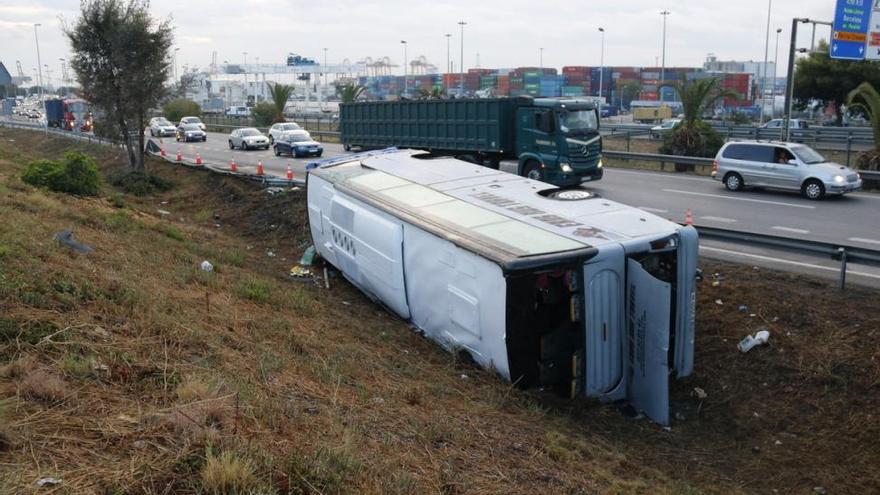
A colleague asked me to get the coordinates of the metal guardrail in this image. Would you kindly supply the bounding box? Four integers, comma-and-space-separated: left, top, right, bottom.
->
202, 122, 340, 141
605, 122, 876, 147
0, 119, 125, 148
695, 224, 880, 288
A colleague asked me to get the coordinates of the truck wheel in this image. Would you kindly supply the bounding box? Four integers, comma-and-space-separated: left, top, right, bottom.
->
522, 161, 544, 181
344, 144, 351, 151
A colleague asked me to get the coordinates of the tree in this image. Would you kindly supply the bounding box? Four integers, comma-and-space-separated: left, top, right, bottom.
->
794, 39, 880, 125
659, 78, 737, 164
163, 99, 200, 123
847, 82, 880, 170
267, 82, 294, 122
336, 84, 366, 103
617, 80, 642, 110
251, 102, 276, 127
417, 87, 444, 99
65, 0, 172, 170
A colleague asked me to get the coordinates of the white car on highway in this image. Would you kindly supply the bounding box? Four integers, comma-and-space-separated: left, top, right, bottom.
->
229, 128, 270, 150
267, 122, 302, 144
149, 117, 177, 137
178, 116, 206, 131
651, 118, 681, 139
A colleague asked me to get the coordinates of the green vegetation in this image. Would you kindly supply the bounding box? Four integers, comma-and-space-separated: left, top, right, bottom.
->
108, 169, 174, 196
163, 99, 201, 123
251, 102, 276, 127
234, 278, 273, 303
267, 82, 294, 123
659, 78, 735, 164
336, 83, 366, 103
21, 152, 102, 196
65, 0, 173, 169
847, 82, 880, 171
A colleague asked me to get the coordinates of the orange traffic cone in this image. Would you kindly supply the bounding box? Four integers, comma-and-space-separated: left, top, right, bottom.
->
286, 164, 293, 180
160, 139, 166, 157
195, 152, 202, 165
176, 149, 182, 162
685, 208, 694, 225
230, 158, 237, 172
257, 161, 265, 176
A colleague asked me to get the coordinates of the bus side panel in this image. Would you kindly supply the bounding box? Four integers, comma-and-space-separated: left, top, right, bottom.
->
583, 245, 627, 401
402, 224, 511, 379
674, 226, 698, 378
307, 176, 337, 268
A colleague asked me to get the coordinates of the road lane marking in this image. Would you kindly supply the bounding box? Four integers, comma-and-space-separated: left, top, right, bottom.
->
701, 216, 737, 223
849, 237, 880, 245
700, 246, 880, 280
638, 206, 668, 213
662, 189, 815, 209
606, 168, 715, 182
772, 226, 810, 234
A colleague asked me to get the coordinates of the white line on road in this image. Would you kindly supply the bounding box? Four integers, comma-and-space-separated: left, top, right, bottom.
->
701, 216, 738, 223
848, 237, 880, 245
700, 246, 880, 280
772, 226, 810, 234
662, 189, 815, 209
638, 206, 668, 213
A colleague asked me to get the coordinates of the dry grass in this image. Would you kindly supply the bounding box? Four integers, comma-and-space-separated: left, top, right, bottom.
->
18, 370, 68, 403
0, 127, 877, 494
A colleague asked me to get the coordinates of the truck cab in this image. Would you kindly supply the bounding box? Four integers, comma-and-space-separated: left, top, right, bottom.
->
516, 98, 603, 187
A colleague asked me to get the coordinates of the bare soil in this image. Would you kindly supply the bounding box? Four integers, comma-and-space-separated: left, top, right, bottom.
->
0, 128, 878, 494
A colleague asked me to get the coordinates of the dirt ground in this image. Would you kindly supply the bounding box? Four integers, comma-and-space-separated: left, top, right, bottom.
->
0, 128, 878, 494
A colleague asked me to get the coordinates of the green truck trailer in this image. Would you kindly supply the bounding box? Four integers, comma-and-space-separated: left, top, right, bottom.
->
339, 97, 603, 187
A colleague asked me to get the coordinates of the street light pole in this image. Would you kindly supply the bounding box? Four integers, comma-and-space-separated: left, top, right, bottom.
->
598, 28, 605, 107
540, 47, 544, 70
323, 47, 328, 91
445, 34, 451, 74
242, 51, 248, 104
760, 0, 772, 123
33, 24, 43, 103
400, 40, 407, 97
660, 10, 670, 102
458, 21, 466, 97
773, 28, 782, 118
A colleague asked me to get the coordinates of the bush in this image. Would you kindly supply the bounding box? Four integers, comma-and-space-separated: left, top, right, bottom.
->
21, 152, 102, 196
251, 102, 276, 127
163, 99, 201, 123
108, 170, 174, 196
855, 150, 880, 171
659, 121, 725, 171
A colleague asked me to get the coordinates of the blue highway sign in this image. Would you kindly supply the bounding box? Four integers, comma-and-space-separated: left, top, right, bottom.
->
832, 0, 870, 60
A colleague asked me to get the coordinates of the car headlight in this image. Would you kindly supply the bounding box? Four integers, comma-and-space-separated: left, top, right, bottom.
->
597, 159, 604, 168
560, 163, 573, 173
833, 175, 845, 183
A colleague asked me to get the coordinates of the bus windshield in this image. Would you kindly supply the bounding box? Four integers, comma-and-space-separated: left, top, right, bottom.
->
559, 109, 598, 135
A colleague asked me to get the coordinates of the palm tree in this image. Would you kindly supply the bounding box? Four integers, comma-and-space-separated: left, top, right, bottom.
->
417, 87, 444, 99
336, 84, 366, 103
846, 82, 880, 170
267, 82, 294, 122
659, 78, 739, 161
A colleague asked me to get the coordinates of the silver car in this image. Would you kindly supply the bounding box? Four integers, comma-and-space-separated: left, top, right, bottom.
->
228, 127, 270, 150
267, 122, 302, 144
149, 117, 177, 137
712, 141, 862, 200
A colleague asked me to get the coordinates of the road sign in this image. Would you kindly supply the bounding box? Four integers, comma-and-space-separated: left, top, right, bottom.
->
831, 0, 870, 60
866, 1, 880, 59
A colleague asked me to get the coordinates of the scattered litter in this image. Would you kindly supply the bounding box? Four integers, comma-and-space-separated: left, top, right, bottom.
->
53, 229, 93, 254
738, 330, 770, 353
738, 305, 749, 313
160, 201, 168, 205
200, 260, 214, 272
323, 267, 330, 289
267, 250, 276, 258
693, 387, 708, 400
775, 440, 782, 446
752, 446, 761, 454
674, 411, 686, 421
715, 299, 724, 306
753, 266, 760, 270
289, 266, 312, 279
342, 301, 352, 306
36, 477, 62, 487
92, 326, 110, 338
91, 361, 109, 372
772, 316, 779, 322
214, 223, 221, 228
662, 426, 672, 432
266, 187, 286, 195
813, 487, 827, 495
157, 209, 171, 216
750, 313, 756, 318
460, 374, 469, 380
371, 397, 385, 405
300, 245, 317, 266
711, 281, 720, 287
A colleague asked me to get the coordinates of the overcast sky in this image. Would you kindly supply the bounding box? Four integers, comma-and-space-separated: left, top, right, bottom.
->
1, 0, 842, 81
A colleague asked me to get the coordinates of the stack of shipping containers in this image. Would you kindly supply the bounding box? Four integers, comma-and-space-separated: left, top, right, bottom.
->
561, 66, 591, 97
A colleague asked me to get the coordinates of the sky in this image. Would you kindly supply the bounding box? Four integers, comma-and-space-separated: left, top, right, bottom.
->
0, 0, 844, 82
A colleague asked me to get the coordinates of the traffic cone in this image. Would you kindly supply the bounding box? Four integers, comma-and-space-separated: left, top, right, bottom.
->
230, 158, 237, 172
160, 139, 166, 157
286, 164, 294, 180
195, 152, 202, 165
257, 161, 265, 176
685, 208, 694, 225
176, 149, 182, 162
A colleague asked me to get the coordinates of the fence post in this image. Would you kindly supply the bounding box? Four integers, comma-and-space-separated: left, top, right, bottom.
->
846, 134, 853, 168
626, 132, 631, 152
838, 247, 848, 290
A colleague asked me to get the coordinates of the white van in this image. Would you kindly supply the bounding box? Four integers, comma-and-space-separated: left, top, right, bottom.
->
306, 150, 698, 425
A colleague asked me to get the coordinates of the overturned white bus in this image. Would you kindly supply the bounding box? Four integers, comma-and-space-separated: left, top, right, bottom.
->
306, 149, 698, 425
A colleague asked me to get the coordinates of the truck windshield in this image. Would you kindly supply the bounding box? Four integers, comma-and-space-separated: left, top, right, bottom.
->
68, 102, 87, 113
559, 110, 598, 134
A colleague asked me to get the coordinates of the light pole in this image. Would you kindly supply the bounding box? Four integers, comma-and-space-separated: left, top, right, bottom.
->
760, 0, 773, 123
242, 51, 248, 104
540, 47, 544, 70
58, 58, 66, 87
773, 28, 782, 118
44, 65, 51, 90
323, 47, 328, 91
660, 10, 670, 102
33, 24, 43, 102
445, 34, 451, 74
173, 47, 180, 81
598, 27, 605, 105
458, 21, 466, 97
400, 40, 407, 97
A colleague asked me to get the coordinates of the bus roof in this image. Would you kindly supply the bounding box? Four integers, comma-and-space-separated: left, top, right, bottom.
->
310, 150, 680, 263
